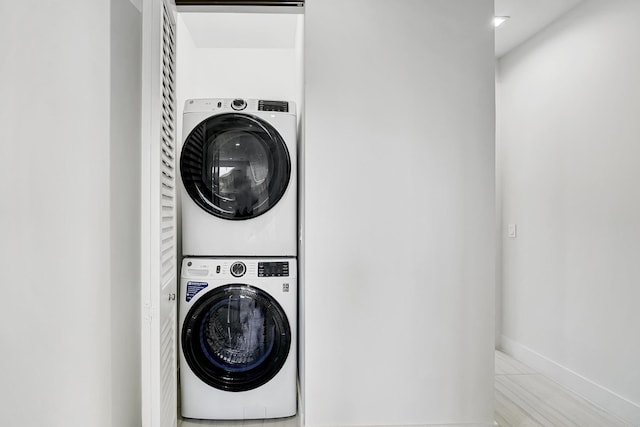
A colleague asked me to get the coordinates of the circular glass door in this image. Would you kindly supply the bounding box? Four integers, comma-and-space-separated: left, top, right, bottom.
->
181, 284, 291, 392
180, 113, 291, 220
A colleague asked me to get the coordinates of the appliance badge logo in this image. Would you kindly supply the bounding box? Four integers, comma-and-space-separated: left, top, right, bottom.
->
282, 283, 290, 293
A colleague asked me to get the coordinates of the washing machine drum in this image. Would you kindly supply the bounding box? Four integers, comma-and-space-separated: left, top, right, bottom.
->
182, 284, 291, 392
180, 113, 291, 220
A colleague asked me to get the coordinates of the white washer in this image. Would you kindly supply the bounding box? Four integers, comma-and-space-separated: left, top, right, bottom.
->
180, 98, 297, 257
179, 257, 297, 420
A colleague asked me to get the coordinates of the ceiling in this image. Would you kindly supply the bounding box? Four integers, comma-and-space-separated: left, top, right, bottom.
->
495, 0, 584, 57
180, 1, 585, 55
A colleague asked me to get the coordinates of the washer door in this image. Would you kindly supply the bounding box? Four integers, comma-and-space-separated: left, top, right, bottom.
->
180, 113, 291, 220
181, 284, 291, 392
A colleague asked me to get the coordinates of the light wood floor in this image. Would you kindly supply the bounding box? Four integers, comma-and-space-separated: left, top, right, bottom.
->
494, 351, 631, 426
180, 351, 631, 427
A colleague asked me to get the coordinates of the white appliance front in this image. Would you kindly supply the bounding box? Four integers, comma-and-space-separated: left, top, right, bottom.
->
179, 257, 297, 420
180, 98, 297, 257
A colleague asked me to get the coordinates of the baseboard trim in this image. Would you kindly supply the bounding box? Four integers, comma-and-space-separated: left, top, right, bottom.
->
499, 335, 640, 426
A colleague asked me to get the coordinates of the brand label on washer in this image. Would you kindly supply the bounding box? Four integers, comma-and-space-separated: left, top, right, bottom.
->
186, 281, 208, 302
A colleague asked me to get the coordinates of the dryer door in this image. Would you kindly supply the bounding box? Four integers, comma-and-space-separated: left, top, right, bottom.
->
180, 113, 291, 220
181, 284, 291, 392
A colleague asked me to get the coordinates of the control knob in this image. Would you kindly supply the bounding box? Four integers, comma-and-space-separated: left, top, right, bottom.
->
231, 98, 247, 111
230, 261, 246, 277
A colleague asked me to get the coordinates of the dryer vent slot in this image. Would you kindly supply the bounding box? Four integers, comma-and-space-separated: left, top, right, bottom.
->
258, 100, 289, 112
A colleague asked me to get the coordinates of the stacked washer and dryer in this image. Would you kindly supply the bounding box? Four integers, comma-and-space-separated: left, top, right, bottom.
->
179, 98, 298, 420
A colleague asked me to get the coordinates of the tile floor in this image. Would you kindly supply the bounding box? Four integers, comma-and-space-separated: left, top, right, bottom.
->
179, 351, 632, 427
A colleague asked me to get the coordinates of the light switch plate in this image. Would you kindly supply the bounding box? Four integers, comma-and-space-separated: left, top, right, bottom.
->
508, 224, 517, 238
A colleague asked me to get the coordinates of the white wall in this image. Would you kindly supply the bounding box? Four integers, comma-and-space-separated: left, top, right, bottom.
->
183, 48, 298, 101
497, 0, 640, 424
176, 14, 300, 131
293, 12, 306, 423
0, 1, 142, 426
302, 1, 495, 426
111, 0, 142, 425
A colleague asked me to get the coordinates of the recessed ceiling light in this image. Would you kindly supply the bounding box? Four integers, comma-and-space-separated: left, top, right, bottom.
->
493, 16, 510, 28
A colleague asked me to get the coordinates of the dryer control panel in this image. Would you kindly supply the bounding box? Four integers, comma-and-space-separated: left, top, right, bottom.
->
183, 98, 296, 115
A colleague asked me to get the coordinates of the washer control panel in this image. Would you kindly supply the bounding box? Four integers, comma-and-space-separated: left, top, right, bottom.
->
258, 261, 289, 277
183, 258, 296, 279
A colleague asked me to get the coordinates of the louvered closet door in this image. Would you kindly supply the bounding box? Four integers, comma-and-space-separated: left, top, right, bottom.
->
141, 0, 178, 426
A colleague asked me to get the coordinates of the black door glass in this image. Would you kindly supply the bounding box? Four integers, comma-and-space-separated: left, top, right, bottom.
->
182, 285, 291, 392
200, 294, 274, 372
181, 113, 291, 220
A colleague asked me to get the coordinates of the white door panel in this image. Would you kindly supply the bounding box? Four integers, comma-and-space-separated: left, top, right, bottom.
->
142, 0, 178, 426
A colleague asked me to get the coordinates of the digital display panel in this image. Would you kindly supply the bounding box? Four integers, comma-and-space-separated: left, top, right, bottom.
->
258, 262, 289, 277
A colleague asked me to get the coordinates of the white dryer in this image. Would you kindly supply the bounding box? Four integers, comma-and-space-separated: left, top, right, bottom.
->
179, 257, 297, 420
180, 98, 297, 257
